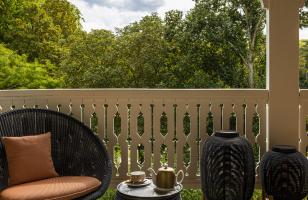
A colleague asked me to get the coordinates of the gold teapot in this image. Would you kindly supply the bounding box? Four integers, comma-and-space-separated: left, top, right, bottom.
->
148, 164, 184, 189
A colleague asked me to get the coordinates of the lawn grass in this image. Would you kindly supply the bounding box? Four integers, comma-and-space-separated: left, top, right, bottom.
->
98, 189, 263, 200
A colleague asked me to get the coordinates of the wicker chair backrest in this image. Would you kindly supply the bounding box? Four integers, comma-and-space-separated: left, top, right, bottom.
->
0, 108, 110, 192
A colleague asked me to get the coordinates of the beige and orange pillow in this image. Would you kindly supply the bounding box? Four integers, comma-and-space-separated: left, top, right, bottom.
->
2, 132, 58, 185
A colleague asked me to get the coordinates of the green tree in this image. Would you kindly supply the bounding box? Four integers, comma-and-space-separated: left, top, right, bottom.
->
0, 44, 62, 89
184, 0, 266, 88
163, 10, 226, 88
61, 30, 128, 88
162, 10, 193, 88
43, 0, 82, 40
60, 12, 230, 89
0, 0, 82, 65
116, 13, 167, 88
300, 40, 308, 88
0, 0, 62, 63
300, 0, 308, 28
62, 13, 180, 88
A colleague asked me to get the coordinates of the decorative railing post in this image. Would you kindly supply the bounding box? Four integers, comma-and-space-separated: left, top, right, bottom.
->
261, 0, 304, 149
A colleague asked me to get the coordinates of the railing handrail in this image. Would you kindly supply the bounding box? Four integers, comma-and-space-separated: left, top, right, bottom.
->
0, 89, 269, 100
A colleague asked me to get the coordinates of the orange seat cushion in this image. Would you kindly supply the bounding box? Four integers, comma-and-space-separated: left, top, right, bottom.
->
2, 133, 59, 185
0, 176, 101, 200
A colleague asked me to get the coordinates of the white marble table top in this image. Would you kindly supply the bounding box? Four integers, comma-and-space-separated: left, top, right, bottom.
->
117, 179, 183, 198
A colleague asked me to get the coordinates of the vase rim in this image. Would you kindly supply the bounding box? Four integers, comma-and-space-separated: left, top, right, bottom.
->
272, 145, 297, 153
215, 130, 239, 138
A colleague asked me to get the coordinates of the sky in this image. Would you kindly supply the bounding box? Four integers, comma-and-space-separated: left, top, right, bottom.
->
68, 0, 308, 39
68, 0, 194, 31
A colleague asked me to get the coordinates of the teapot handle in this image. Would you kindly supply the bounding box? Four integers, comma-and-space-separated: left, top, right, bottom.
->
176, 170, 184, 185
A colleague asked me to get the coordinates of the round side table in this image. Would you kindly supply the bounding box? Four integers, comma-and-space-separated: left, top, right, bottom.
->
115, 179, 182, 200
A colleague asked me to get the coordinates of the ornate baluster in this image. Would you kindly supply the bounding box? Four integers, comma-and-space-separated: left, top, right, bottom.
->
183, 104, 191, 176
90, 103, 98, 135
113, 104, 122, 177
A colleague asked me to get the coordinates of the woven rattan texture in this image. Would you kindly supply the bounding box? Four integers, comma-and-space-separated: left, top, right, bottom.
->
260, 149, 308, 200
0, 108, 112, 200
201, 134, 255, 200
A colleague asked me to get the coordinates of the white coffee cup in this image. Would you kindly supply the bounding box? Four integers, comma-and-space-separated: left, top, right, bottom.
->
130, 171, 145, 183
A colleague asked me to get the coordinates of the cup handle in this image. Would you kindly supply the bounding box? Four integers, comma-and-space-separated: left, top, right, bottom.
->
176, 170, 184, 185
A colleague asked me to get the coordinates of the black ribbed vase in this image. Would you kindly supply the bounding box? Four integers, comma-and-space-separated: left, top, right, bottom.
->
201, 130, 255, 200
260, 145, 308, 200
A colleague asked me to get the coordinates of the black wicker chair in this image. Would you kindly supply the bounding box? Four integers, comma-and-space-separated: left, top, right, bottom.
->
0, 108, 112, 200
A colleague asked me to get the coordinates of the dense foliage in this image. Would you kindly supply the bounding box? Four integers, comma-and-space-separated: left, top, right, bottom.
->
300, 40, 308, 88
0, 44, 62, 89
0, 0, 307, 89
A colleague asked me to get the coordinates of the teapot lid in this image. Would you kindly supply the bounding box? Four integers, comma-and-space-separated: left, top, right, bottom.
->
158, 164, 175, 172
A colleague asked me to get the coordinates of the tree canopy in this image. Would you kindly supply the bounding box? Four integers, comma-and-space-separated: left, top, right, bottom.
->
0, 44, 62, 89
0, 0, 307, 89
0, 0, 82, 65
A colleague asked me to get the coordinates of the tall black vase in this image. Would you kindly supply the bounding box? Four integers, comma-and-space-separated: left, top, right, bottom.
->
201, 130, 255, 200
260, 145, 308, 200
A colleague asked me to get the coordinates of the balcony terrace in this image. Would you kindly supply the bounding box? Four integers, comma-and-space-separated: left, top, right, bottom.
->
0, 0, 306, 199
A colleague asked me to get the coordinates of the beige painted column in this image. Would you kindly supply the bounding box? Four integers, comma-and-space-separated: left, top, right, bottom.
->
262, 0, 304, 148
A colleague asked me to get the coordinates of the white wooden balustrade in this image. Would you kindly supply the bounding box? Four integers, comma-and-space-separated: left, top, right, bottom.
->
0, 89, 268, 187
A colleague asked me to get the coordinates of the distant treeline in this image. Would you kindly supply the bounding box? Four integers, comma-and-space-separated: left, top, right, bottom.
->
0, 0, 307, 89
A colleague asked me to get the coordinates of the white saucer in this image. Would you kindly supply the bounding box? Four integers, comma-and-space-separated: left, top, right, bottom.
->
124, 178, 151, 187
